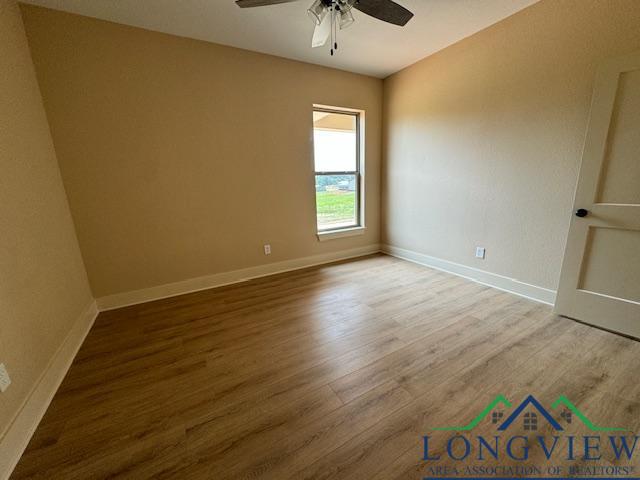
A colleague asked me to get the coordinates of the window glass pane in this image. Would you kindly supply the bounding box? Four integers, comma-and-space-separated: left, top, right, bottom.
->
313, 112, 357, 172
315, 174, 357, 230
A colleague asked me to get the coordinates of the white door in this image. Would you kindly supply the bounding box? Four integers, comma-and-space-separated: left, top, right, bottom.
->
556, 51, 640, 339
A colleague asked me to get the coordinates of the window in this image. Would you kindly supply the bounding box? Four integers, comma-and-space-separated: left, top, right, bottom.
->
523, 412, 538, 431
312, 108, 362, 235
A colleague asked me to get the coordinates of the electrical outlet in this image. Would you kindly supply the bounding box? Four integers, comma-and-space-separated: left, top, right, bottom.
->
0, 364, 11, 393
475, 247, 486, 259
264, 244, 271, 255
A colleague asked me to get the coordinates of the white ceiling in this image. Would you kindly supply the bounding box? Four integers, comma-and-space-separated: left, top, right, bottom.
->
20, 0, 539, 78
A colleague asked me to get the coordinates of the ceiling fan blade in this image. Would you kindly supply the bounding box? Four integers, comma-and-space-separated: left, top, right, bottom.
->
235, 0, 299, 8
311, 13, 331, 48
352, 0, 413, 26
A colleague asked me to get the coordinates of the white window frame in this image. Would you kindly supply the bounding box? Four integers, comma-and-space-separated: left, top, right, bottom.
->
312, 104, 366, 242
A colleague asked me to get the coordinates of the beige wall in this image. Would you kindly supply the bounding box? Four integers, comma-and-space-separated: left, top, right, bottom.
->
0, 0, 92, 440
20, 5, 383, 299
382, 0, 640, 291
18, 0, 639, 303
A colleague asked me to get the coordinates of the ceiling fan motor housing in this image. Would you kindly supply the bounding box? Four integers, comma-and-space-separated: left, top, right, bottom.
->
318, 0, 355, 10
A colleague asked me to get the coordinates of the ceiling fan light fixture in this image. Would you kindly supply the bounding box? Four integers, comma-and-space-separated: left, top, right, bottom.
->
307, 0, 327, 26
339, 8, 354, 29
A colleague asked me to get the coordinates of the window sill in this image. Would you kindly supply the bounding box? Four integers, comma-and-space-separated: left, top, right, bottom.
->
317, 226, 366, 242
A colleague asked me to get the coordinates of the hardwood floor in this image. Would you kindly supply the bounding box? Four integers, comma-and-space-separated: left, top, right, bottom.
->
11, 254, 640, 479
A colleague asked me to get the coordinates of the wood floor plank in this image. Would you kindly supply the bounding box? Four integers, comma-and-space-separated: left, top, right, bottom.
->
10, 254, 640, 479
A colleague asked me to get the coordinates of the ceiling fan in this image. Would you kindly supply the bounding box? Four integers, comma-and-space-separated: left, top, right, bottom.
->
235, 0, 414, 55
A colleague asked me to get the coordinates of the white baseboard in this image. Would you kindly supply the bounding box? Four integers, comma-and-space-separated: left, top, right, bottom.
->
382, 244, 556, 305
97, 244, 381, 311
0, 300, 99, 480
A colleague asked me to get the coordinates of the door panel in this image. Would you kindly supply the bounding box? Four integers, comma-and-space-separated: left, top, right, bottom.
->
598, 70, 640, 204
579, 227, 640, 302
556, 51, 640, 338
